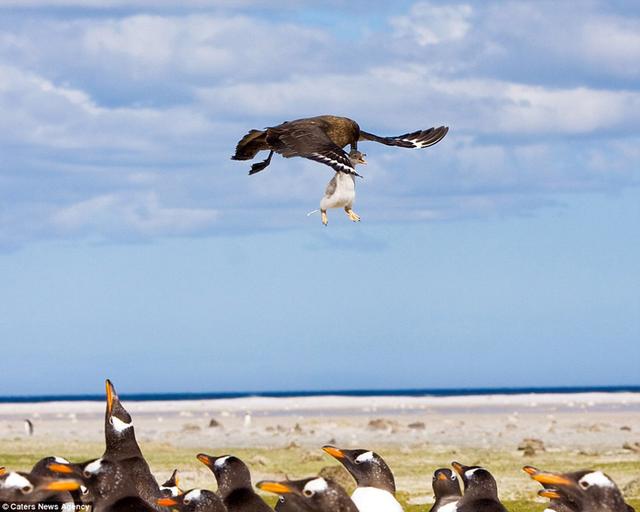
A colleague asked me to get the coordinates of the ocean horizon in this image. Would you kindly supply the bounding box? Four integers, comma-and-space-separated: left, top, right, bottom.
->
1, 384, 638, 404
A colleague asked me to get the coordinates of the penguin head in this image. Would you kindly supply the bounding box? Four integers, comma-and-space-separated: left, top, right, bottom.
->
105, 380, 134, 433
30, 456, 71, 478
104, 379, 142, 458
322, 445, 396, 493
160, 469, 183, 497
196, 454, 252, 496
0, 471, 81, 503
452, 462, 499, 499
525, 466, 626, 511
432, 468, 462, 500
158, 489, 226, 512
257, 477, 356, 512
45, 459, 92, 502
523, 466, 578, 512
72, 458, 126, 502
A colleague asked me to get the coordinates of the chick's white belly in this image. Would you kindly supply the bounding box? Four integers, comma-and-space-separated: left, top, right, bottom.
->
351, 487, 403, 512
320, 175, 355, 210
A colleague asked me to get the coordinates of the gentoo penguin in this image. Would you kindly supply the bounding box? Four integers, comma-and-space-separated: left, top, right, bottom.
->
31, 456, 73, 478
307, 150, 366, 225
158, 489, 227, 512
196, 453, 271, 512
429, 468, 462, 512
451, 462, 507, 512
232, 115, 448, 176
160, 469, 183, 497
321, 445, 402, 512
0, 471, 80, 507
523, 466, 633, 512
103, 379, 164, 510
48, 457, 129, 511
31, 457, 89, 506
48, 457, 162, 512
522, 466, 578, 512
257, 477, 359, 512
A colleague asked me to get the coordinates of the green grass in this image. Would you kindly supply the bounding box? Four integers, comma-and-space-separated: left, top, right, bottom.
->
2, 439, 639, 510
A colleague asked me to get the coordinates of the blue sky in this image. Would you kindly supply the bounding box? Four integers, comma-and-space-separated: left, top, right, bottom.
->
0, 1, 638, 395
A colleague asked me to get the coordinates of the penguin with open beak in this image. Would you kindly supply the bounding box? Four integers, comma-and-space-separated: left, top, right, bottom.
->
522, 466, 579, 512
196, 453, 271, 512
157, 489, 226, 512
429, 468, 462, 512
103, 379, 166, 511
523, 466, 633, 512
451, 462, 507, 512
321, 446, 402, 512
257, 477, 358, 512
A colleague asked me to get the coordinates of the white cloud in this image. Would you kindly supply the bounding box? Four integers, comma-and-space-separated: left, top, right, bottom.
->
0, 1, 639, 248
391, 1, 473, 46
197, 67, 640, 137
51, 191, 218, 238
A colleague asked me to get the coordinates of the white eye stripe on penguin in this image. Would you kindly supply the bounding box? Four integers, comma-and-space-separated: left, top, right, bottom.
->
184, 489, 202, 502
303, 478, 328, 496
578, 472, 614, 489
110, 416, 133, 432
355, 451, 374, 464
214, 456, 231, 468
83, 458, 104, 475
2, 473, 33, 491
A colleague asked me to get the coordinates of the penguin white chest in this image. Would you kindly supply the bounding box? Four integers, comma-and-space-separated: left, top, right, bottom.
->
351, 487, 403, 512
321, 172, 356, 210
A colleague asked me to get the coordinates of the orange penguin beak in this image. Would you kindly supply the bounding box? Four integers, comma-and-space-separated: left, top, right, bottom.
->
322, 446, 345, 459
437, 472, 448, 481
529, 471, 573, 487
47, 463, 74, 475
157, 498, 178, 507
451, 462, 466, 476
106, 379, 115, 415
256, 481, 294, 495
44, 480, 81, 492
196, 453, 213, 466
539, 489, 562, 499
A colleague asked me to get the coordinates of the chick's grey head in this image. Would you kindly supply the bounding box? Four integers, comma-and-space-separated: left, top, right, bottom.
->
348, 150, 367, 166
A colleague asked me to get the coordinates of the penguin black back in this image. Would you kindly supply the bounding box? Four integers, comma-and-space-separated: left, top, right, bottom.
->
429, 468, 461, 512
197, 454, 270, 512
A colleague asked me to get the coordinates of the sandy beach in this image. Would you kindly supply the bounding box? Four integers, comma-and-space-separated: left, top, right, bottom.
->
1, 392, 639, 506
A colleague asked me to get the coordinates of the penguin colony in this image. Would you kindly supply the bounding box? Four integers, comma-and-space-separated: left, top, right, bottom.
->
0, 381, 635, 512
